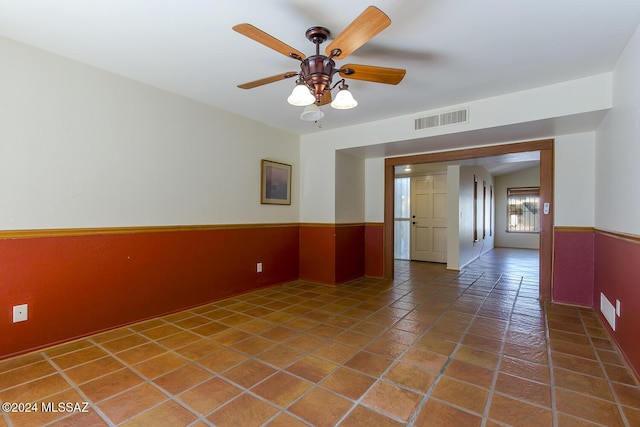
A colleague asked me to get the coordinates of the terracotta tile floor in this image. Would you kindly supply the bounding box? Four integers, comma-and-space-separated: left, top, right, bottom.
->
1, 248, 639, 426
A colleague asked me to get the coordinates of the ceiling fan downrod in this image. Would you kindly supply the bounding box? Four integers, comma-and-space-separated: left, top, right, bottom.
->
296, 26, 354, 104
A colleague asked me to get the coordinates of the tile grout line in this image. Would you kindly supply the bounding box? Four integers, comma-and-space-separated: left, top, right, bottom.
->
320, 270, 499, 425
404, 270, 504, 426
404, 270, 491, 425
39, 351, 116, 427
259, 278, 421, 425
150, 279, 413, 425
578, 310, 631, 427
543, 302, 559, 427
546, 305, 632, 426
211, 277, 418, 425
251, 270, 464, 426
87, 328, 216, 426
479, 273, 524, 427
1, 402, 12, 427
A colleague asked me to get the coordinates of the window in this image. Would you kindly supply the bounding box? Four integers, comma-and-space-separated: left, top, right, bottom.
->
394, 177, 410, 260
507, 187, 540, 232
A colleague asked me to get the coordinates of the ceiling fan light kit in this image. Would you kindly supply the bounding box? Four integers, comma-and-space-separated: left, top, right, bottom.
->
300, 104, 325, 122
234, 6, 405, 121
330, 83, 358, 109
287, 82, 316, 106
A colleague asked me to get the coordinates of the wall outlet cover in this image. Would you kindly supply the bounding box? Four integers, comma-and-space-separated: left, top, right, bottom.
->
13, 304, 28, 323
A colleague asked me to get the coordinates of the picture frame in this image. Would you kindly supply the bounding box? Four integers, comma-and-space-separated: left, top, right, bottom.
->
261, 159, 291, 205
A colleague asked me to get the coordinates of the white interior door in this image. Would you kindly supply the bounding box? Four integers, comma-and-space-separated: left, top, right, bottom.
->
411, 174, 447, 263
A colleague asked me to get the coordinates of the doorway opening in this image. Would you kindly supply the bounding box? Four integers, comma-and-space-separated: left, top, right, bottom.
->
384, 139, 554, 301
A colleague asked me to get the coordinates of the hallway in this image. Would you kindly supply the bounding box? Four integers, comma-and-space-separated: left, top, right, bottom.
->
0, 249, 638, 426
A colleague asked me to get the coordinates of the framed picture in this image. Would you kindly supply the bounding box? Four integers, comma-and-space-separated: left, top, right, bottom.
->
261, 160, 291, 205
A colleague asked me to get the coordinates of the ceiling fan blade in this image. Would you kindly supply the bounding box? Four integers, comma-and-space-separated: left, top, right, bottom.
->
325, 6, 391, 59
340, 64, 406, 85
233, 23, 306, 60
318, 91, 332, 106
237, 72, 298, 89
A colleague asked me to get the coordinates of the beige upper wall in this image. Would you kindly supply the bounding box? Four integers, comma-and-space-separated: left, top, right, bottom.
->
555, 132, 596, 227
0, 37, 299, 229
596, 20, 640, 235
335, 151, 364, 223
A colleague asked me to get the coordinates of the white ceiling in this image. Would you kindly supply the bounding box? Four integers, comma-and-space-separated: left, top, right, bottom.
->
1, 0, 639, 138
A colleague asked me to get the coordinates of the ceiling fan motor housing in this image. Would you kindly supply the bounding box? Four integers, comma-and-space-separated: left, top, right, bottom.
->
300, 55, 336, 102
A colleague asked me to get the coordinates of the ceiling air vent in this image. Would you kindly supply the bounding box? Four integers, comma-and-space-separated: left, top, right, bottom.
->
414, 108, 469, 131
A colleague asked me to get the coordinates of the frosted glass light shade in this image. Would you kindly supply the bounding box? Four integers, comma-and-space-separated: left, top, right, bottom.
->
300, 104, 324, 121
331, 88, 357, 109
287, 84, 315, 106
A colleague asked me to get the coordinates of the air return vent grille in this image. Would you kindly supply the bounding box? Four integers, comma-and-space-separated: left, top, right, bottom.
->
414, 108, 469, 131
600, 292, 616, 331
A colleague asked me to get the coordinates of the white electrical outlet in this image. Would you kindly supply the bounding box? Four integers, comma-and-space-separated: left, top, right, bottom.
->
13, 304, 28, 323
257, 262, 263, 273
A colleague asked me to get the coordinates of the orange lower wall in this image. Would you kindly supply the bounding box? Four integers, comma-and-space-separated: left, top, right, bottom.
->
299, 223, 377, 285
365, 223, 384, 278
335, 225, 365, 284
299, 225, 336, 284
0, 225, 299, 359
594, 231, 640, 380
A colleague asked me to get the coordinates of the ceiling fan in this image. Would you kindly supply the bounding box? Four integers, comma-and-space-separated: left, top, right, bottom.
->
233, 6, 406, 120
